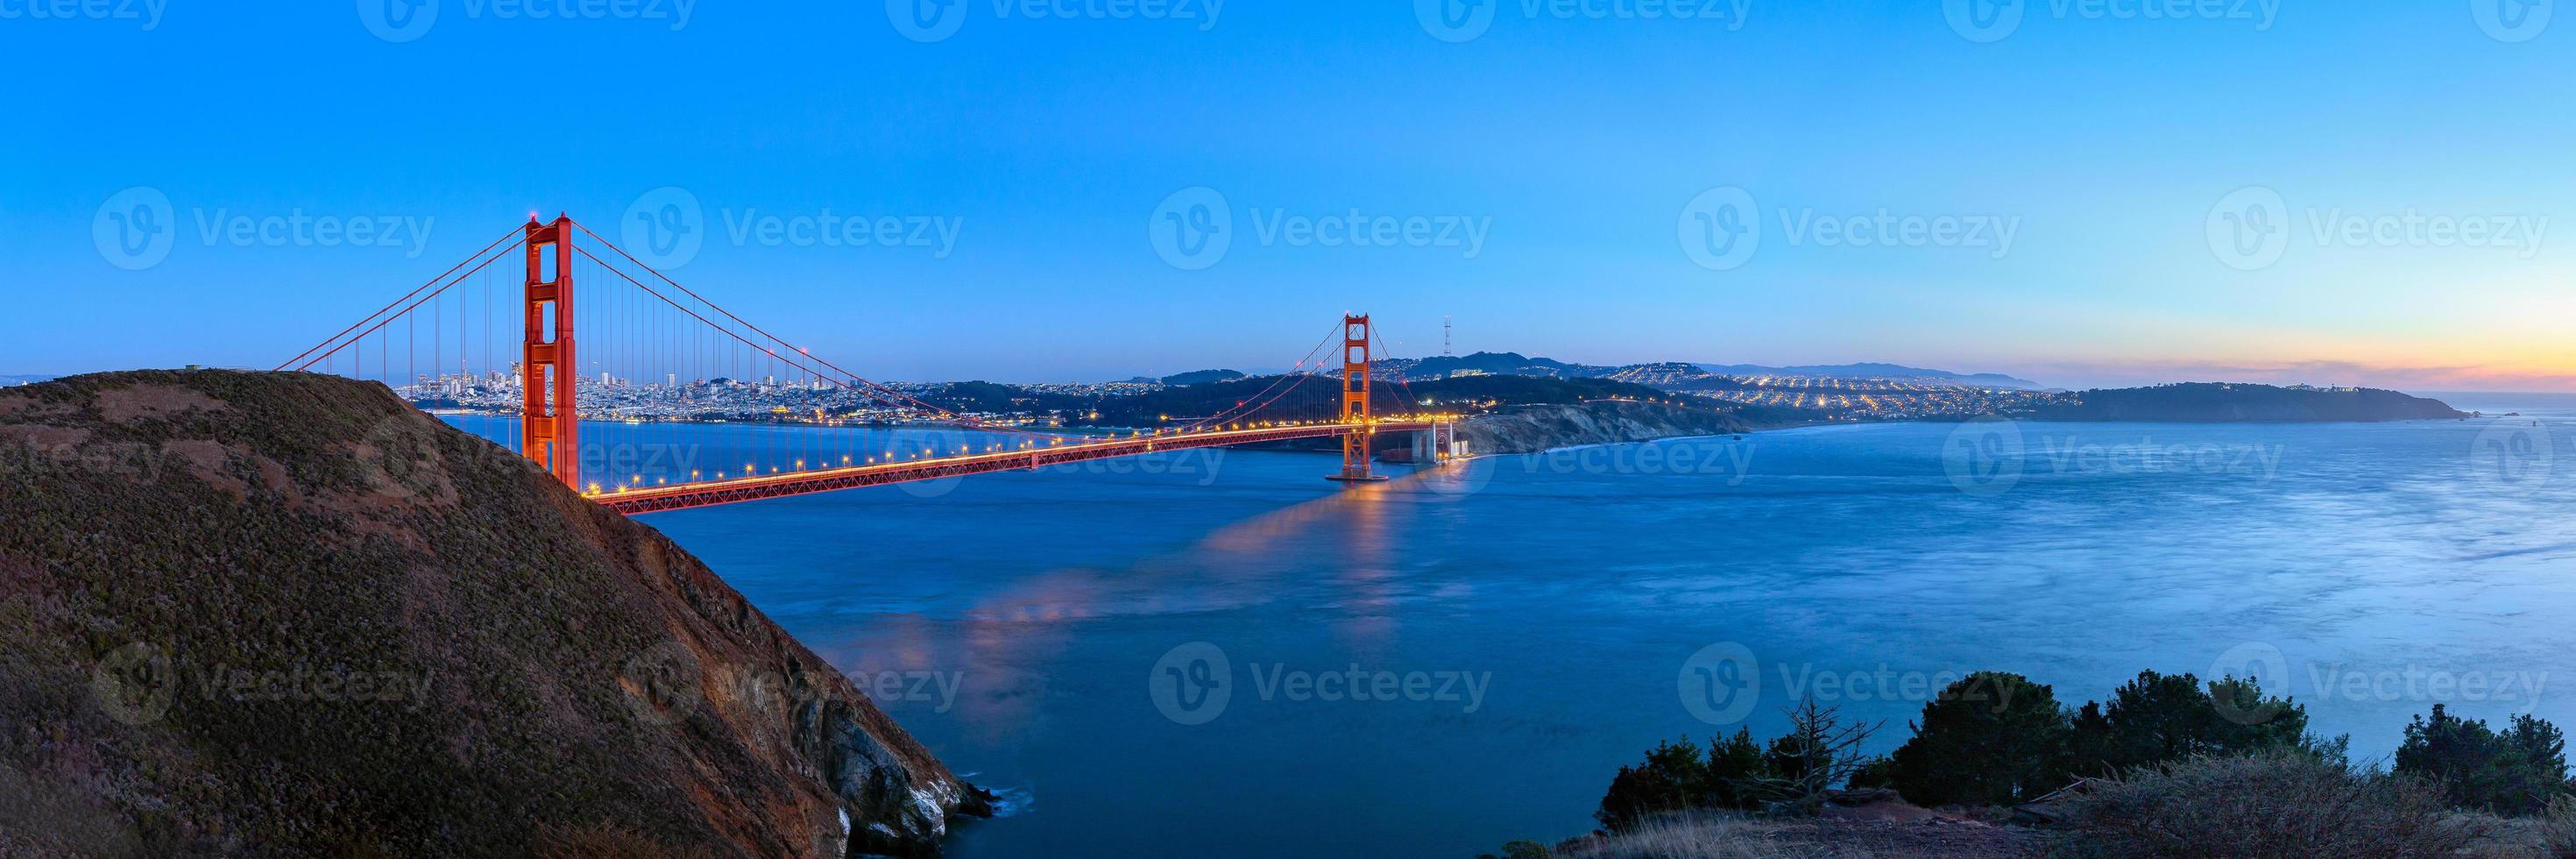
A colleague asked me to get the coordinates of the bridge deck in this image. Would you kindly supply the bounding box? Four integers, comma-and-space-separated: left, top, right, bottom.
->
594, 421, 1436, 514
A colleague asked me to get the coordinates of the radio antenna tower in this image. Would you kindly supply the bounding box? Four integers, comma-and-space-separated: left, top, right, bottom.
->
1443, 316, 1454, 357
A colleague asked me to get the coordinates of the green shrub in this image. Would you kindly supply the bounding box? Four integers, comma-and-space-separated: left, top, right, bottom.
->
1844, 756, 1898, 791
2396, 705, 2575, 816
1597, 737, 1718, 832
2060, 749, 2470, 858
1889, 671, 2072, 806
1476, 840, 1556, 859
1596, 699, 1881, 830
2066, 671, 2310, 777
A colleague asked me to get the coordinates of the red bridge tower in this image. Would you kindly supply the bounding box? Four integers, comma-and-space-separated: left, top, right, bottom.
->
521, 216, 579, 490
1327, 313, 1388, 482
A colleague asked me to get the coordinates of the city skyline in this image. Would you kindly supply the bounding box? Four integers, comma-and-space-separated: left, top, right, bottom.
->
4, 4, 2570, 390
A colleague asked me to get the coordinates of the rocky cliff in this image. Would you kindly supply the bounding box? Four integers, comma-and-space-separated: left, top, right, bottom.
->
0, 370, 987, 857
1454, 401, 1764, 455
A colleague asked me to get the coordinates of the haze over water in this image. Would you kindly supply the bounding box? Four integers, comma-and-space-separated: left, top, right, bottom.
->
464, 399, 2576, 857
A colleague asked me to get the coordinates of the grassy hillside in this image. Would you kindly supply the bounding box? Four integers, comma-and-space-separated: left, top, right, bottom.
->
0, 370, 987, 857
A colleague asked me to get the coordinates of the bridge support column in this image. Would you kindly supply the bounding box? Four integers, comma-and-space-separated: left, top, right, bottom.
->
1408, 422, 1459, 466
1327, 313, 1387, 483
521, 215, 579, 491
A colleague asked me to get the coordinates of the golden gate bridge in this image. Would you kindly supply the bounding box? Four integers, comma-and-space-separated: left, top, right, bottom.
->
276, 216, 1455, 514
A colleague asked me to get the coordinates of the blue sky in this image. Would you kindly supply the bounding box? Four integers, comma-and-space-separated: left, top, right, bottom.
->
4, 2, 2571, 389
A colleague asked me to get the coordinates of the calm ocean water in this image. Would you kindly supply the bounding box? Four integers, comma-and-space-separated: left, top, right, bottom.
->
456, 395, 2576, 857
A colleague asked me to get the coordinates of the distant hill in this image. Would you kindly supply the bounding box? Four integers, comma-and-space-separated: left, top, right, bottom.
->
0, 374, 54, 386
1380, 351, 1597, 380
2030, 383, 2470, 422
0, 370, 987, 856
1693, 362, 2047, 390
1362, 352, 2047, 389
1160, 368, 1247, 387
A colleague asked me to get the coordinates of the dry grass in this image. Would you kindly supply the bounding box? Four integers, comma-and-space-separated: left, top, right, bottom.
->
1551, 812, 2038, 859
2057, 749, 2478, 858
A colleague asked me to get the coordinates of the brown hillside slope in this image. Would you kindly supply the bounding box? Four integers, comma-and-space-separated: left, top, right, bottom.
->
0, 370, 987, 857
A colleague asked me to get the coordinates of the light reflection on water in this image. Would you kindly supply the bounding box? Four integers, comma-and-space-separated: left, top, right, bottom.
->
456, 402, 2576, 858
